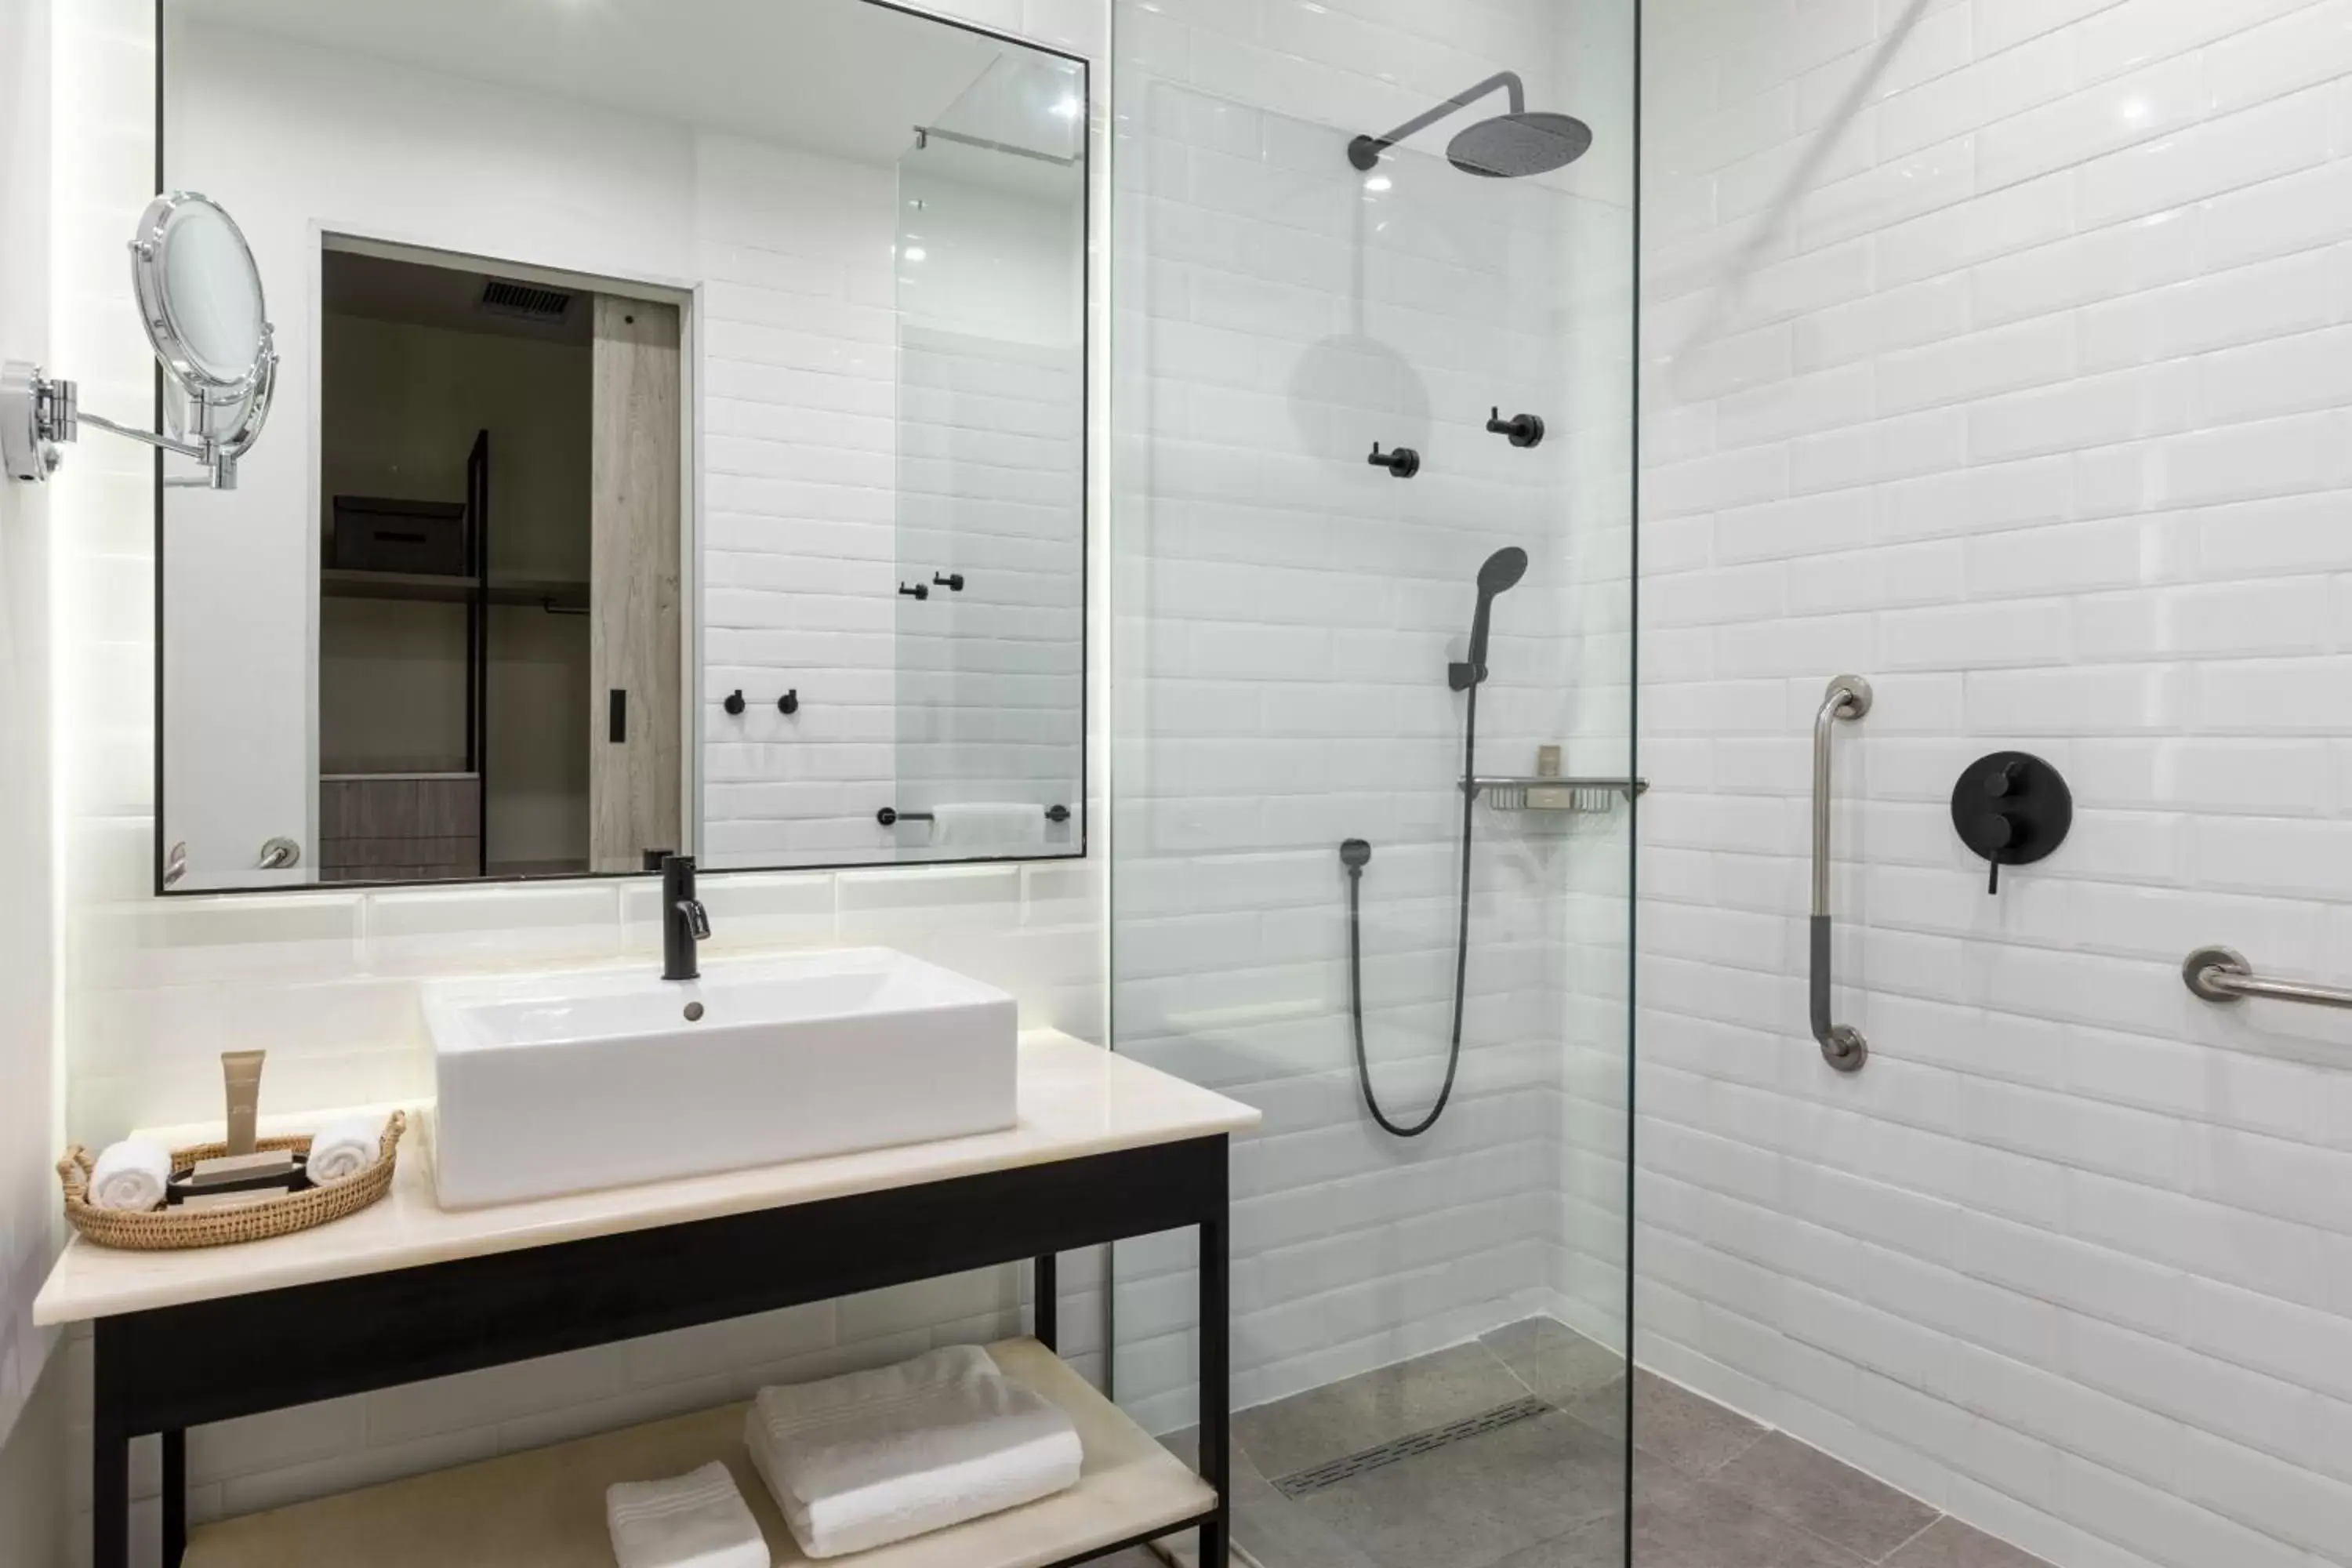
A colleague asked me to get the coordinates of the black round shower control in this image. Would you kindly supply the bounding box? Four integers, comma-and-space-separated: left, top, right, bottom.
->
1951, 751, 2070, 895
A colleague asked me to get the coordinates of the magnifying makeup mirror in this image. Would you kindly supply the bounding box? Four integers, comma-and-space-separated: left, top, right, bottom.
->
3, 190, 277, 488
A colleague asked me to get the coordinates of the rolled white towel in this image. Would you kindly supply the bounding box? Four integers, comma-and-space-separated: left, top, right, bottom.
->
303, 1113, 387, 1185
89, 1140, 171, 1212
606, 1461, 769, 1568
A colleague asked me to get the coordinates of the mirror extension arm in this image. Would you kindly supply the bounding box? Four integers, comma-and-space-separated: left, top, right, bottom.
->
4, 354, 270, 490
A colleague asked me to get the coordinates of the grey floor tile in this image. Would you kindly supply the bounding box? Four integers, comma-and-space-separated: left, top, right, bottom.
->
1490, 1510, 1629, 1568
1481, 1318, 1628, 1406
1626, 1474, 1877, 1568
1294, 1410, 1627, 1568
1883, 1517, 2055, 1568
1710, 1433, 1939, 1562
1565, 1370, 1767, 1478
1234, 1343, 1531, 1480
1157, 1425, 1379, 1568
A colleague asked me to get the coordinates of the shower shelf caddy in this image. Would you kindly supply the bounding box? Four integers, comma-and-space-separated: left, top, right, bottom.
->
1466, 775, 1648, 815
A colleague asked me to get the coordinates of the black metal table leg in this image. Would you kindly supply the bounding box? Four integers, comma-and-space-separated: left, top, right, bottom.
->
1197, 1203, 1231, 1564
162, 1428, 187, 1563
1035, 1253, 1058, 1351
93, 1339, 129, 1568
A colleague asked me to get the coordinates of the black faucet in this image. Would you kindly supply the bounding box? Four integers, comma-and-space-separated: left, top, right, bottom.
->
661, 854, 711, 981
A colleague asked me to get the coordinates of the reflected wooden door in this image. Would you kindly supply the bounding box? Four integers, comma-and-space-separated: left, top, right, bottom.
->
588, 296, 683, 873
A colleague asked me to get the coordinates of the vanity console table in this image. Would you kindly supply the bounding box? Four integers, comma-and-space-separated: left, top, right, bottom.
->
36, 1032, 1258, 1568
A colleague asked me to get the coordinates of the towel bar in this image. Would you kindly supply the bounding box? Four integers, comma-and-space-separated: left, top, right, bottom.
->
2183, 947, 2352, 1011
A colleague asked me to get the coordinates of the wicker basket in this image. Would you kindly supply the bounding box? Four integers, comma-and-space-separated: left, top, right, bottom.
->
56, 1111, 406, 1251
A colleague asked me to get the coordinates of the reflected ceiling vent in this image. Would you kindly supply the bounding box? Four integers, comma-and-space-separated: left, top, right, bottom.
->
478, 278, 573, 324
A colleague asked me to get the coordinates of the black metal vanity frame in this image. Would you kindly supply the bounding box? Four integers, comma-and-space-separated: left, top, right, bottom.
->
93, 1135, 1232, 1568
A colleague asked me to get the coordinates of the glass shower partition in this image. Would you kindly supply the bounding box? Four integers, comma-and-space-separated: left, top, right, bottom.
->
1107, 25, 1638, 1566
891, 53, 1089, 860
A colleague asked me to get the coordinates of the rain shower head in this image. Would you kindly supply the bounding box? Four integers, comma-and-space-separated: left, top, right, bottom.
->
1448, 111, 1594, 178
1349, 71, 1592, 179
1454, 546, 1529, 691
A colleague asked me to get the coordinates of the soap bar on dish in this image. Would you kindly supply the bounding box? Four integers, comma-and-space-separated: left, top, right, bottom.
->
190, 1149, 294, 1187
180, 1184, 289, 1210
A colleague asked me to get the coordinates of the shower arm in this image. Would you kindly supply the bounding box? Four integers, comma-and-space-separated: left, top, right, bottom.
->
1349, 71, 1526, 170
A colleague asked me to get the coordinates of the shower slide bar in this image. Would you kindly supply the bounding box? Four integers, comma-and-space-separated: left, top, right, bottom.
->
1812, 675, 1872, 1073
2183, 946, 2352, 1011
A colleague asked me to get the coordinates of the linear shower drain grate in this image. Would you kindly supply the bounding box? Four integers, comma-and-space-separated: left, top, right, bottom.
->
1270, 1396, 1553, 1498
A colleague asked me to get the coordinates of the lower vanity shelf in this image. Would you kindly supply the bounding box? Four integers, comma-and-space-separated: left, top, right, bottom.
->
185, 1338, 1213, 1568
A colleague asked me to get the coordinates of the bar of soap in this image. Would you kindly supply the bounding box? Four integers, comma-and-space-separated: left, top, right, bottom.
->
190, 1149, 295, 1187
181, 1185, 288, 1210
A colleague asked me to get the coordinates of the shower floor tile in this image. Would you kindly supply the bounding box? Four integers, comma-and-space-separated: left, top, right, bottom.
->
1215, 1317, 2055, 1568
1710, 1432, 1939, 1561
1290, 1410, 1626, 1568
1231, 1341, 1533, 1479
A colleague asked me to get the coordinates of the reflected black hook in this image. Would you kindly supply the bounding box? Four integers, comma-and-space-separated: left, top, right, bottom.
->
1486, 407, 1545, 448
899, 582, 930, 601
1368, 441, 1421, 478
723, 690, 746, 717
778, 690, 800, 716
933, 572, 965, 593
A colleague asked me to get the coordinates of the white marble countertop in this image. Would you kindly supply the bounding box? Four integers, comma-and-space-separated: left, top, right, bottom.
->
35, 1030, 1259, 1325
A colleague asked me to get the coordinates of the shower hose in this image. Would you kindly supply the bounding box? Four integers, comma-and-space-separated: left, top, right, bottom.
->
1341, 677, 1480, 1138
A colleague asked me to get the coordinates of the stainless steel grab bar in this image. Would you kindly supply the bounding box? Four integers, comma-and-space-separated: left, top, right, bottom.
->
2183, 947, 2352, 1011
1812, 675, 1872, 1072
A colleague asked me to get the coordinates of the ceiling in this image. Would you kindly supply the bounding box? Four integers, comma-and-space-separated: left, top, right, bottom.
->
323, 249, 597, 346
173, 0, 1083, 169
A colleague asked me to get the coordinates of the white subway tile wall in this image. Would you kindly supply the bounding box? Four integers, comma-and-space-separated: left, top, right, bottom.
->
1646, 2, 2352, 1566
698, 139, 913, 866
1106, 0, 1637, 1436
49, 0, 1109, 1557
696, 138, 1084, 866
0, 0, 55, 1467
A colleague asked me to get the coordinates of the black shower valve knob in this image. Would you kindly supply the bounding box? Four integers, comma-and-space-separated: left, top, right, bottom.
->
1368, 441, 1421, 477
1486, 407, 1545, 448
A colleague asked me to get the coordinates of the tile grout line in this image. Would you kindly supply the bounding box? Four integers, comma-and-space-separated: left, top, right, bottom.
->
1872, 1511, 1950, 1565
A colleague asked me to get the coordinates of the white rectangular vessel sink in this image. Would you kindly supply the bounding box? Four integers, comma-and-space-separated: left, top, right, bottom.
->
425, 949, 1018, 1208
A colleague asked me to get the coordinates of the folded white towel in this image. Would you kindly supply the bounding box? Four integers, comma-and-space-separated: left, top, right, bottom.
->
303, 1112, 387, 1185
89, 1140, 171, 1212
930, 803, 1047, 851
605, 1461, 768, 1568
744, 1345, 1081, 1559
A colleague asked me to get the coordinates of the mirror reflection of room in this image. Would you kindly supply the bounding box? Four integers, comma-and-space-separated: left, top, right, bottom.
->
316, 250, 684, 882
158, 0, 1087, 892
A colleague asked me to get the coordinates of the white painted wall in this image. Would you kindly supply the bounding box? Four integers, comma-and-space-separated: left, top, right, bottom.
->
1105, 0, 1638, 1434
52, 0, 1112, 1553
1642, 3, 2352, 1566
0, 0, 58, 1476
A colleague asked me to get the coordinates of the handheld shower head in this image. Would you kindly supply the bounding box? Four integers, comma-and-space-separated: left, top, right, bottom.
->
1454, 546, 1528, 691
1477, 546, 1530, 597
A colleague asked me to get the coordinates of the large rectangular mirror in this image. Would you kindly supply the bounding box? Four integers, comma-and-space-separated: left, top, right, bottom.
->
157, 0, 1087, 891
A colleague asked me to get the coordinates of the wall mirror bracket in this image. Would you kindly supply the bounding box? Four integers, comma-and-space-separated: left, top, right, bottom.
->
4, 191, 278, 489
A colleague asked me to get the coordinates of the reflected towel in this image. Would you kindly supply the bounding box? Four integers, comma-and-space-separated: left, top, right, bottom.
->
744, 1345, 1082, 1559
303, 1112, 387, 1185
930, 804, 1047, 851
89, 1141, 171, 1212
605, 1461, 768, 1568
